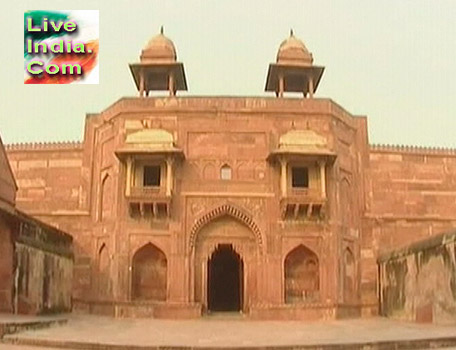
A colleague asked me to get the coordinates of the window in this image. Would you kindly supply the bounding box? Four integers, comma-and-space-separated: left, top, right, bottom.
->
220, 164, 231, 180
291, 167, 309, 188
220, 165, 232, 180
143, 165, 161, 187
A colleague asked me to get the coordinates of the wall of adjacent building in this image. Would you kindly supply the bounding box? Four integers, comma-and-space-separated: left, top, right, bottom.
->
378, 231, 456, 324
0, 136, 16, 208
0, 134, 76, 315
0, 137, 16, 313
0, 216, 14, 312
367, 146, 456, 250
360, 146, 456, 316
6, 143, 93, 301
15, 242, 73, 314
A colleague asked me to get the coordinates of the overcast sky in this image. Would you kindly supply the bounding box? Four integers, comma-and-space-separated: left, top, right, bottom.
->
1, 0, 455, 147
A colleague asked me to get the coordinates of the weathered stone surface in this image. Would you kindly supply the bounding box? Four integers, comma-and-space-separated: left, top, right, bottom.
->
15, 243, 72, 314
378, 231, 456, 324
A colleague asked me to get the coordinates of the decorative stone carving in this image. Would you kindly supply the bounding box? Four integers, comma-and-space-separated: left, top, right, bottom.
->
189, 203, 263, 252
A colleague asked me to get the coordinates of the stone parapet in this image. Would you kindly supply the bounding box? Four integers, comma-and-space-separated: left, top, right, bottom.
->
370, 144, 456, 156
5, 141, 82, 152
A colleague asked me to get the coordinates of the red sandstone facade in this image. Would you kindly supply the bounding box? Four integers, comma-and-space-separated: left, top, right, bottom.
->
5, 30, 456, 319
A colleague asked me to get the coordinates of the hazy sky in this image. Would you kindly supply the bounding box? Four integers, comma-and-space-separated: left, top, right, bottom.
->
1, 0, 455, 147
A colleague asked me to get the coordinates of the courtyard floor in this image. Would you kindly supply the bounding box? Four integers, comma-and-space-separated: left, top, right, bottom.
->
1, 313, 456, 349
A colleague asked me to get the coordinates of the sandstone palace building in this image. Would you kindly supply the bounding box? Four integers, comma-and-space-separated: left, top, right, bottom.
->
5, 30, 456, 321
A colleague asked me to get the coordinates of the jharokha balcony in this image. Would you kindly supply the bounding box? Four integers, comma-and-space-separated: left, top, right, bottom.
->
115, 128, 184, 220
281, 188, 326, 220
266, 129, 336, 221
127, 186, 171, 219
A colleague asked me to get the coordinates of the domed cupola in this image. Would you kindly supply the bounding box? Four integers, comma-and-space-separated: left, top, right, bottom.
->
129, 26, 187, 97
140, 29, 177, 63
265, 30, 324, 98
276, 30, 313, 66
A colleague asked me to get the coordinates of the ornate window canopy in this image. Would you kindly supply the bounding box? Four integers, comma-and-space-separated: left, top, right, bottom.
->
268, 130, 336, 162
115, 128, 184, 160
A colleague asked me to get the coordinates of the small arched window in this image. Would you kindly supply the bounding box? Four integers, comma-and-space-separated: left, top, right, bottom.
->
220, 164, 232, 180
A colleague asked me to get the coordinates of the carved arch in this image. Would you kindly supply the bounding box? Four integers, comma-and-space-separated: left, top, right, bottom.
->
189, 204, 263, 251
99, 172, 112, 221
131, 243, 167, 301
340, 176, 353, 229
340, 175, 351, 186
343, 247, 356, 303
284, 244, 320, 304
202, 162, 216, 180
97, 242, 111, 297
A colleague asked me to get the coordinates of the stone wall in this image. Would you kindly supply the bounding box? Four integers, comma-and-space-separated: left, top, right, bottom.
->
367, 146, 456, 251
13, 210, 73, 314
360, 146, 456, 315
0, 136, 16, 208
0, 206, 74, 315
6, 142, 84, 214
6, 142, 94, 301
0, 216, 14, 312
15, 243, 73, 314
378, 231, 456, 324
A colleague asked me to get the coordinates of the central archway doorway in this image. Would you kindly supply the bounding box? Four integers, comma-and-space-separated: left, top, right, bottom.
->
207, 244, 243, 312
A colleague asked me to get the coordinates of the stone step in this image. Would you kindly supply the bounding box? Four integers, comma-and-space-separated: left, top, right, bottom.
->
0, 318, 67, 339
3, 335, 456, 350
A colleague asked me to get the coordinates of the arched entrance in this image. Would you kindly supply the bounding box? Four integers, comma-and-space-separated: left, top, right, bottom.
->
192, 207, 261, 314
207, 244, 243, 312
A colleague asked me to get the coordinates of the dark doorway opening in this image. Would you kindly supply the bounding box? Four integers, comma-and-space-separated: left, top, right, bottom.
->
207, 244, 243, 312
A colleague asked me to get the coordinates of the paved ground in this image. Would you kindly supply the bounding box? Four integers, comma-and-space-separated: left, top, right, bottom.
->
2, 314, 456, 347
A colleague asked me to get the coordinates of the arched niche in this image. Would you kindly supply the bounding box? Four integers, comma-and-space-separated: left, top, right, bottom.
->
284, 244, 320, 304
131, 243, 167, 301
97, 243, 111, 298
203, 163, 216, 180
340, 177, 352, 230
236, 162, 254, 180
343, 247, 356, 303
100, 173, 113, 221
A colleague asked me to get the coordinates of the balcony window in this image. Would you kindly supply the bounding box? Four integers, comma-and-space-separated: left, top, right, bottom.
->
143, 165, 161, 187
291, 167, 309, 188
